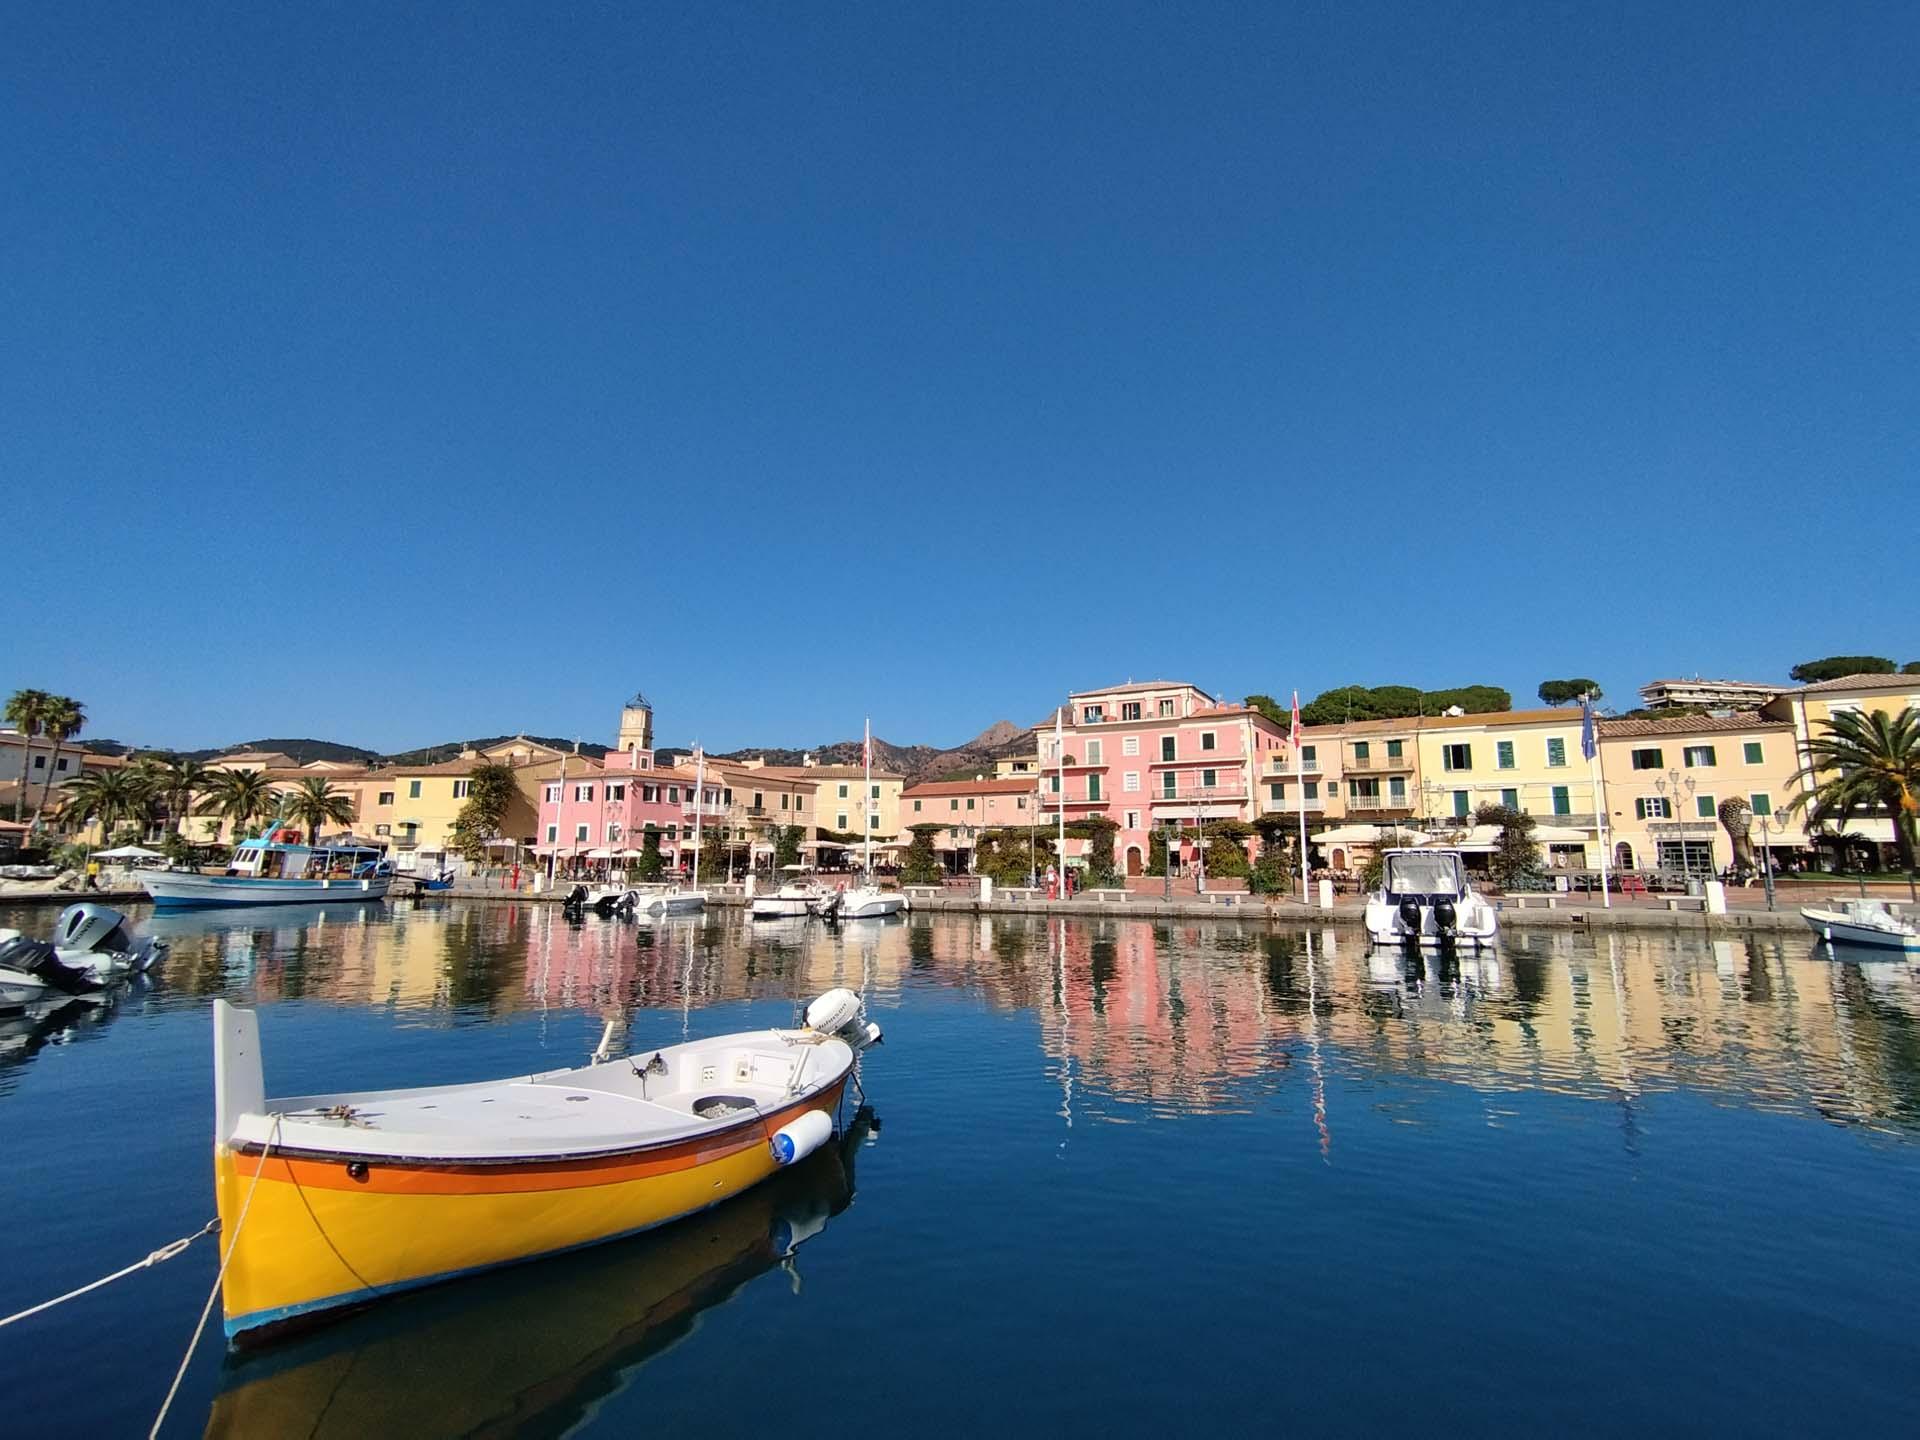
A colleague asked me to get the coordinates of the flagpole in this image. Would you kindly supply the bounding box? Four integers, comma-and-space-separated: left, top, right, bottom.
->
1056, 705, 1067, 900
692, 747, 704, 888
863, 717, 873, 882
1293, 691, 1308, 904
1584, 696, 1611, 909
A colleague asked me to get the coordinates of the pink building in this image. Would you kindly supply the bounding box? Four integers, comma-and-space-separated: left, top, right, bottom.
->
534, 748, 695, 869
1036, 681, 1291, 875
901, 777, 1041, 871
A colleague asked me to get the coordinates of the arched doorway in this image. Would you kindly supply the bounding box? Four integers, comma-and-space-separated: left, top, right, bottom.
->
1125, 845, 1143, 876
1331, 847, 1347, 870
1614, 841, 1634, 870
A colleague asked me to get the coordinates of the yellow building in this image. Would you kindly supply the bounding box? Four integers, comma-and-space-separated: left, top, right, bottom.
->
1761, 672, 1920, 854
383, 754, 563, 866
1596, 711, 1807, 876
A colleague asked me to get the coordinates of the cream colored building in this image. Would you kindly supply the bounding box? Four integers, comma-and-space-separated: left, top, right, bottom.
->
1761, 672, 1920, 853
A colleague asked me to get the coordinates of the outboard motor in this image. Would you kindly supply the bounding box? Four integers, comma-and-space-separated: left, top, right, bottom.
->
804, 987, 883, 1052
1396, 897, 1423, 940
1433, 897, 1459, 943
562, 884, 588, 917
0, 936, 104, 997
56, 903, 137, 957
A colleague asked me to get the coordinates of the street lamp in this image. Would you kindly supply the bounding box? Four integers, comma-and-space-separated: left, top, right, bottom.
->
1753, 803, 1795, 911
1653, 768, 1698, 881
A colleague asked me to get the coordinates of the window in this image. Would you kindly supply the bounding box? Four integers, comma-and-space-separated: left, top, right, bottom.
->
1552, 786, 1571, 815
870, 783, 880, 799
1496, 741, 1515, 770
1121, 701, 1141, 721
1269, 783, 1283, 802
752, 790, 764, 810
1442, 744, 1472, 772
604, 783, 622, 801
913, 799, 922, 812
1160, 736, 1176, 762
667, 786, 679, 803
1124, 771, 1140, 792
1328, 781, 1339, 797
1386, 739, 1403, 760
453, 780, 472, 799
643, 785, 659, 802
1158, 698, 1176, 717
869, 814, 879, 828
1744, 742, 1764, 765
1201, 732, 1216, 751
380, 791, 396, 806
837, 784, 849, 799
1695, 794, 1715, 819
1016, 797, 1026, 810
375, 823, 391, 837
1546, 737, 1566, 768
1635, 797, 1672, 820
545, 824, 557, 843
606, 823, 621, 842
1085, 774, 1103, 802
56, 757, 68, 772
837, 812, 848, 828
1301, 745, 1316, 767
31, 756, 44, 771
1452, 790, 1470, 818
574, 824, 589, 842
1049, 774, 1061, 794
1161, 773, 1176, 797
1125, 811, 1139, 829
1201, 768, 1217, 790
1631, 748, 1663, 770
406, 779, 422, 799
1684, 745, 1716, 768
1501, 788, 1519, 810
794, 795, 804, 809
1086, 739, 1103, 765
1303, 780, 1318, 801
1750, 793, 1773, 816
1389, 777, 1407, 804
1354, 741, 1370, 761
950, 799, 959, 812
1122, 735, 1139, 756
666, 824, 678, 840
574, 784, 593, 802
966, 797, 976, 810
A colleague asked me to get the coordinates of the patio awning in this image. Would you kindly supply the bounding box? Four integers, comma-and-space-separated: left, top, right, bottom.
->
1313, 824, 1430, 845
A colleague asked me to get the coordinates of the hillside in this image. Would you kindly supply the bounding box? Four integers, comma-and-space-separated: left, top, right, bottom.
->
710, 721, 1033, 784
176, 737, 384, 765
382, 735, 611, 766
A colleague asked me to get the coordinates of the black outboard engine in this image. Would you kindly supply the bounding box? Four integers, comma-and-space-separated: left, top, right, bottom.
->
1397, 897, 1423, 941
1432, 897, 1459, 944
0, 936, 104, 997
562, 884, 588, 917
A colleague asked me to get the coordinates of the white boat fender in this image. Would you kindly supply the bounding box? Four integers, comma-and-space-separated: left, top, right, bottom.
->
805, 988, 863, 1036
769, 1109, 833, 1166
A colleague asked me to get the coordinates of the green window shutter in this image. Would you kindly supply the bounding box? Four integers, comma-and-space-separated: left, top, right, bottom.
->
1452, 790, 1469, 818
1496, 741, 1514, 769
1501, 788, 1518, 809
1547, 738, 1566, 767
1634, 797, 1647, 820
1750, 793, 1772, 816
1744, 742, 1763, 764
1696, 795, 1715, 819
1552, 786, 1571, 815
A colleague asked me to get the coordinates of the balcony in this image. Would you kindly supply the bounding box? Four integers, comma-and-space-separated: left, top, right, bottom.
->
1263, 757, 1322, 778
1150, 780, 1249, 805
1344, 793, 1414, 814
1344, 751, 1415, 773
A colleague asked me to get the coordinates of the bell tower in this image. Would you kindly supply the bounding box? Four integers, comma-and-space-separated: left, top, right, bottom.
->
617, 691, 654, 754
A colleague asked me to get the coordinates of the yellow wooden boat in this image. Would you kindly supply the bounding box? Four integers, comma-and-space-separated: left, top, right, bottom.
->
211, 989, 882, 1343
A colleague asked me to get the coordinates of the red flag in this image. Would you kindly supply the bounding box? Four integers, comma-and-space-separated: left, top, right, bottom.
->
1290, 690, 1300, 745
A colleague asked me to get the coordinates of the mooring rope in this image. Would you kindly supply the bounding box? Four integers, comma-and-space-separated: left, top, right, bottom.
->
0, 1219, 219, 1331
149, 1115, 282, 1439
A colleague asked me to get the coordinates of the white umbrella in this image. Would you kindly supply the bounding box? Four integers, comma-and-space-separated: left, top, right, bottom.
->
585, 847, 614, 859
1532, 824, 1592, 843
1312, 824, 1427, 845
94, 844, 166, 860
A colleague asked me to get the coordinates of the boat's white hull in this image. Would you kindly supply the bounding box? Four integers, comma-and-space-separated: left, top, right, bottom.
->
1364, 899, 1499, 951
143, 872, 392, 909
1802, 910, 1920, 953
644, 890, 708, 915
0, 971, 46, 1009
750, 896, 817, 919
838, 889, 906, 919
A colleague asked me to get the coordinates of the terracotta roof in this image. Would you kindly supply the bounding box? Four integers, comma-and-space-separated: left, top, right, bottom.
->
1597, 710, 1788, 738
903, 778, 1035, 798
1784, 673, 1920, 696
753, 764, 903, 782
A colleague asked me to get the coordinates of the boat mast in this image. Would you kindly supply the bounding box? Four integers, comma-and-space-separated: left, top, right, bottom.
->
692, 747, 704, 888
863, 716, 873, 883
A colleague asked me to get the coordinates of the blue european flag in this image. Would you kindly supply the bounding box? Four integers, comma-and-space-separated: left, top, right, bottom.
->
1580, 697, 1597, 762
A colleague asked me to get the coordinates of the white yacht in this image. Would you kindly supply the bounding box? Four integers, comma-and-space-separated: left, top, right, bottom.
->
1364, 848, 1499, 950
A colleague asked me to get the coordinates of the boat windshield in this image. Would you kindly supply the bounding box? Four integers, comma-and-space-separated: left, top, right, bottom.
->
1385, 851, 1463, 896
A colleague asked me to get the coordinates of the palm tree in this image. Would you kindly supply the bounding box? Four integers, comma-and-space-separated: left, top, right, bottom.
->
4, 688, 52, 822
1786, 705, 1920, 895
59, 766, 154, 845
197, 768, 281, 842
281, 777, 358, 845
141, 756, 213, 840
30, 695, 86, 832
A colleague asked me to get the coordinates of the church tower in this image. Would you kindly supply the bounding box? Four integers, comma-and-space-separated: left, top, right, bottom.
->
617, 691, 654, 754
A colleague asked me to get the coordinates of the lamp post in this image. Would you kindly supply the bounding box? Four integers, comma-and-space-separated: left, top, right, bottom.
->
1753, 804, 1794, 911
1653, 769, 1699, 881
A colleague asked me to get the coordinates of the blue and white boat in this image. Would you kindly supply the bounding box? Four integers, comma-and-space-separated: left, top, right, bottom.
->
141, 832, 393, 910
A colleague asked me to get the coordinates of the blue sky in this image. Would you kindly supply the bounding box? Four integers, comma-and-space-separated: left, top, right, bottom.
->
6, 3, 1915, 754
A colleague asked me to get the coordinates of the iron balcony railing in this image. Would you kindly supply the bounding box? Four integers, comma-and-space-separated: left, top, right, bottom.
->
1343, 751, 1415, 772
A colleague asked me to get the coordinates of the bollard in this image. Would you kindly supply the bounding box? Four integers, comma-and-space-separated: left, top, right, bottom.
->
1317, 878, 1334, 910
1704, 879, 1727, 915
980, 876, 994, 905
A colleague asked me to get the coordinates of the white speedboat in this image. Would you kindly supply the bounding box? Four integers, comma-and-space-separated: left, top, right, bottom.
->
0, 904, 165, 1003
143, 833, 392, 909
1801, 899, 1920, 954
641, 886, 707, 916
838, 884, 907, 920
750, 881, 829, 919
1364, 848, 1499, 951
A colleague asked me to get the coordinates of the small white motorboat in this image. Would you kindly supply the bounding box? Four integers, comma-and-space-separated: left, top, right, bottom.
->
1364, 848, 1499, 951
750, 882, 828, 920
0, 904, 166, 1005
1801, 899, 1920, 954
837, 884, 907, 920
640, 886, 707, 916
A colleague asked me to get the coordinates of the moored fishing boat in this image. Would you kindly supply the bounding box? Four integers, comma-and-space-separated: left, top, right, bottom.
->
144, 833, 392, 909
211, 987, 883, 1343
1801, 898, 1920, 954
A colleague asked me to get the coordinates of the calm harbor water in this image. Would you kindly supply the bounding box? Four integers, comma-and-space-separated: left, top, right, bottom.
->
3, 900, 1919, 1435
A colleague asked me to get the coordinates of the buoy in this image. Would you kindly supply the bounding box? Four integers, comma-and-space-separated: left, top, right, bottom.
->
769, 1109, 833, 1166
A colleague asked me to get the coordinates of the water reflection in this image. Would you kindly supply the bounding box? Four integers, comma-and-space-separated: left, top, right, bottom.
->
39, 902, 1920, 1135
204, 1108, 875, 1438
